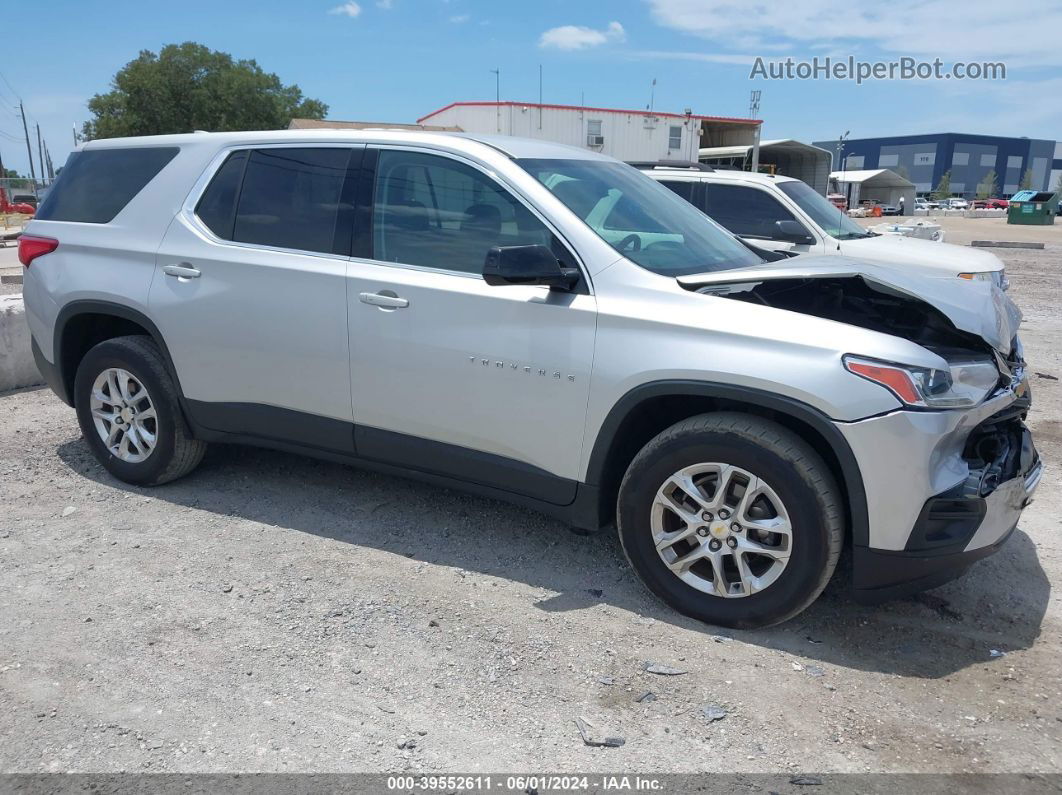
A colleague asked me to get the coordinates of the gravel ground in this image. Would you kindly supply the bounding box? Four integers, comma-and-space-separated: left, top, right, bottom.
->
1, 232, 1060, 775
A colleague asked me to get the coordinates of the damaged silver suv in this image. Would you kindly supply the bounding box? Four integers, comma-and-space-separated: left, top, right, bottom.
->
22, 130, 1041, 627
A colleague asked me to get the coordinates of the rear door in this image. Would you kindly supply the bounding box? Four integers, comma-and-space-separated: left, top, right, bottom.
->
344, 147, 597, 501
149, 145, 359, 450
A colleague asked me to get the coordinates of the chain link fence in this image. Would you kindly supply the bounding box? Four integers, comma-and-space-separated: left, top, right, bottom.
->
1, 177, 52, 238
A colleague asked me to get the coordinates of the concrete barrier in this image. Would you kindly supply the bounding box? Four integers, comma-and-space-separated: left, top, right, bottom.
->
0, 295, 44, 392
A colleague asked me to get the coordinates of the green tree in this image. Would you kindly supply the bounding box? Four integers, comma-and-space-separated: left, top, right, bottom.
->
976, 169, 998, 199
82, 42, 328, 140
931, 170, 951, 200
1019, 168, 1033, 190
1, 168, 32, 190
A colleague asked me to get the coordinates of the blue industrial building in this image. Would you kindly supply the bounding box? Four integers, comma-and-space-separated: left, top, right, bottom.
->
812, 133, 1062, 199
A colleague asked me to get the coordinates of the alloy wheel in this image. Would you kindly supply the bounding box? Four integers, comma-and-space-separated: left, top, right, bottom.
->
651, 463, 792, 597
88, 368, 158, 463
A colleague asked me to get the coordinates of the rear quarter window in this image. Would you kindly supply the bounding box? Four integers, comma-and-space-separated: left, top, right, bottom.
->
35, 147, 179, 224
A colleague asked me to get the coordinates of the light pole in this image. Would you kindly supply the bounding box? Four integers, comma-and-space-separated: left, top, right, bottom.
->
838, 130, 851, 205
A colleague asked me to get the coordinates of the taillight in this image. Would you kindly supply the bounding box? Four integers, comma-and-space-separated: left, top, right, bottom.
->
18, 235, 59, 267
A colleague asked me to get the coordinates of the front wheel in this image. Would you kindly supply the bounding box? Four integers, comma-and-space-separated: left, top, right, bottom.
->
74, 335, 206, 486
617, 413, 843, 628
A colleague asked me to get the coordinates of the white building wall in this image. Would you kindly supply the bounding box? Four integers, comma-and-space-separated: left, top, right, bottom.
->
422, 104, 705, 163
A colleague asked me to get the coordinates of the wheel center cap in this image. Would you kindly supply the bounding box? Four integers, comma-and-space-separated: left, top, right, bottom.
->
709, 521, 729, 539
120, 407, 134, 423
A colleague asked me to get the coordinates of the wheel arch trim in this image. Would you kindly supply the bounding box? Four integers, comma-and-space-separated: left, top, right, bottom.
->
53, 300, 188, 413
585, 380, 870, 547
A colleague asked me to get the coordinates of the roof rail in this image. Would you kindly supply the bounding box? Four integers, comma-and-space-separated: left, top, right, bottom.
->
627, 160, 715, 172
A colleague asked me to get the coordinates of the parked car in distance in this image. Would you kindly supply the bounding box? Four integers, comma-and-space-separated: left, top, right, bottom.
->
22, 131, 1039, 628
827, 193, 847, 210
972, 198, 1009, 210
943, 197, 969, 210
11, 192, 38, 209
876, 201, 900, 216
638, 165, 1006, 287
915, 197, 939, 210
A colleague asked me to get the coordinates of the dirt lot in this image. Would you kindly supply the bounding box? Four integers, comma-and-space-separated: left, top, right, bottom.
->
1, 219, 1060, 775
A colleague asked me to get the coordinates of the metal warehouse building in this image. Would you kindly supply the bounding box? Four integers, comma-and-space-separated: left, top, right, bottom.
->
417, 101, 760, 164
813, 133, 1062, 199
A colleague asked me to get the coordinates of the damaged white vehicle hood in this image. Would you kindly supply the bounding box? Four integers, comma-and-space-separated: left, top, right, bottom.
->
678, 256, 1022, 355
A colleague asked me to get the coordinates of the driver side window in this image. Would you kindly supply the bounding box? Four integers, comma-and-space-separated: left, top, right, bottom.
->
371, 149, 565, 275
702, 183, 806, 240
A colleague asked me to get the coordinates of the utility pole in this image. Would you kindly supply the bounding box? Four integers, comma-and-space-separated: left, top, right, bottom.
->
36, 124, 45, 186
19, 101, 38, 192
72, 125, 79, 147
44, 142, 55, 180
489, 68, 500, 133
538, 64, 543, 130
748, 90, 762, 175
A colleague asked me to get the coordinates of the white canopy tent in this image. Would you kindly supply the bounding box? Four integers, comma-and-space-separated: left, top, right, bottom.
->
829, 169, 916, 211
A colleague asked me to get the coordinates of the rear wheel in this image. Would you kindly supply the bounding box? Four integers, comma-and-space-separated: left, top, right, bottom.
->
74, 335, 206, 486
617, 413, 843, 628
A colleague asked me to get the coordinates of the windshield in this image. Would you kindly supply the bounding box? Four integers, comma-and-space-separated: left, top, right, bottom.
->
517, 158, 763, 276
778, 180, 870, 240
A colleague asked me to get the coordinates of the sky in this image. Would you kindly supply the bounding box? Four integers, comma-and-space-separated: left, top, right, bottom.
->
2, 0, 1059, 177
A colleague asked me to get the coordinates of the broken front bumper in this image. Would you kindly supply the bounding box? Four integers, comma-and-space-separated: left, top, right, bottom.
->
837, 382, 1042, 602
852, 450, 1041, 603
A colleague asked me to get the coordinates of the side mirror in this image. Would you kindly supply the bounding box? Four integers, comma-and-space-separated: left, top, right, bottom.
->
483, 244, 580, 290
773, 219, 814, 244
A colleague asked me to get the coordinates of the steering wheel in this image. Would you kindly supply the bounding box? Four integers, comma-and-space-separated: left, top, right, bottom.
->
617, 233, 642, 252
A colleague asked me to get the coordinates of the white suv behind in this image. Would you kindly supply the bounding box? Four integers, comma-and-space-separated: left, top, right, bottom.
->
20, 130, 1039, 628
639, 165, 1005, 287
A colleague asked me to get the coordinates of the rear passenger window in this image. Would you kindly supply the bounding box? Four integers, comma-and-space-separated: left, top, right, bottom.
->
232, 148, 352, 254
372, 149, 562, 274
196, 151, 247, 239
35, 147, 179, 224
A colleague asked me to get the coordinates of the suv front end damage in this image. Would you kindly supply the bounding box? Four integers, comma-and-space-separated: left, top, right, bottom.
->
679, 256, 1041, 600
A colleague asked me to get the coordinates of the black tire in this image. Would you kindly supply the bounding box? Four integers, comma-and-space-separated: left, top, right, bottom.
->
73, 335, 206, 486
617, 412, 843, 629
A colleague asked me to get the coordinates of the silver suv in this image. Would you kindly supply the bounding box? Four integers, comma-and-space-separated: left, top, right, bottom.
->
20, 131, 1041, 628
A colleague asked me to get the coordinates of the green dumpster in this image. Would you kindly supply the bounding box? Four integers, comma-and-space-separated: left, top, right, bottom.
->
1007, 190, 1057, 225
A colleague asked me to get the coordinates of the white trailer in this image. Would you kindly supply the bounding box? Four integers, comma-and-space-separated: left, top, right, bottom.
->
416, 101, 760, 164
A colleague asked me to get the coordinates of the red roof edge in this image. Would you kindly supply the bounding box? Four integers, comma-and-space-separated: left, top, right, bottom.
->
416, 101, 761, 126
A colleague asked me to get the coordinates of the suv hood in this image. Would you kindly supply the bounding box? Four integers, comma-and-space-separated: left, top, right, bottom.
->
838, 234, 1004, 274
678, 255, 1021, 356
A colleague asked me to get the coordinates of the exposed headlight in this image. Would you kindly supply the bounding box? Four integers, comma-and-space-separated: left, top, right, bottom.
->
958, 270, 1008, 290
843, 354, 1000, 409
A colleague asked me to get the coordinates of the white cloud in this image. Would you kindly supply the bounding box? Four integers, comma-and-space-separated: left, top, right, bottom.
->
539, 21, 625, 51
377, 0, 392, 7
450, 13, 470, 23
628, 50, 757, 66
646, 0, 1062, 66
328, 2, 362, 17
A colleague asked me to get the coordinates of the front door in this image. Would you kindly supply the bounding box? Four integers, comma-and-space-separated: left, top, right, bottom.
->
346, 147, 597, 503
702, 183, 823, 254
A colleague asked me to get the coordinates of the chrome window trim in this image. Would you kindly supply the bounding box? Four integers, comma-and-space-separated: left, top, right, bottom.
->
181, 142, 363, 263
182, 141, 592, 292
